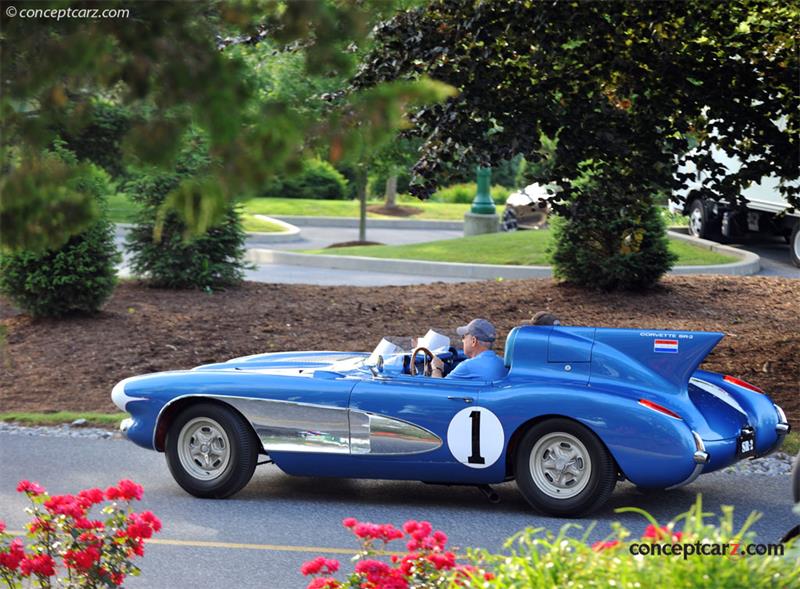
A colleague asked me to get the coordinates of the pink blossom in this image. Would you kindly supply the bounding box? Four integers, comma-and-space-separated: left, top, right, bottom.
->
16, 480, 45, 495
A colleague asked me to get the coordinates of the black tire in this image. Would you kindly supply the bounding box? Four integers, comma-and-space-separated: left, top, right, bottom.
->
688, 199, 712, 239
165, 402, 259, 499
515, 418, 616, 517
501, 207, 519, 232
792, 449, 800, 504
790, 222, 800, 268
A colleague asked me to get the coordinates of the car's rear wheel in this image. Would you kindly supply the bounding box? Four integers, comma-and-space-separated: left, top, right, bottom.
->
166, 403, 259, 498
790, 222, 800, 268
515, 418, 616, 517
501, 207, 518, 232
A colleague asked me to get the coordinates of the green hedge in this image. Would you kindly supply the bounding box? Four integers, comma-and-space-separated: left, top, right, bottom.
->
263, 159, 349, 200
430, 182, 511, 205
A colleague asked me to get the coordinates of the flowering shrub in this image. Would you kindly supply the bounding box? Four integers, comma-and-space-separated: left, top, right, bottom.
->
471, 496, 800, 588
0, 479, 161, 588
300, 518, 494, 589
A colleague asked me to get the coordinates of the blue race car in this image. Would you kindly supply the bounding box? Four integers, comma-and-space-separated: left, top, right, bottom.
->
111, 325, 790, 516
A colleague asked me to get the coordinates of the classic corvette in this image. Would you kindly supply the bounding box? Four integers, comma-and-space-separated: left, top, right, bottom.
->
112, 325, 790, 516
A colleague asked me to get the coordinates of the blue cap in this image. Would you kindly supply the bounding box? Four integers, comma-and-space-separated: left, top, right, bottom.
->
456, 318, 497, 343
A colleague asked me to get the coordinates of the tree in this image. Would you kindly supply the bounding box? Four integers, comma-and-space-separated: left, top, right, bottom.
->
1, 0, 448, 253
0, 143, 119, 317
353, 0, 799, 288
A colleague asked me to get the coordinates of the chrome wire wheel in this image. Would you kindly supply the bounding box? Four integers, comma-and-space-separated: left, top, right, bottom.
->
177, 417, 231, 481
529, 432, 591, 499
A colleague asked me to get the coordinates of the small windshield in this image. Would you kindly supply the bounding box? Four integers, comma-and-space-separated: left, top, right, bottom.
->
362, 330, 452, 372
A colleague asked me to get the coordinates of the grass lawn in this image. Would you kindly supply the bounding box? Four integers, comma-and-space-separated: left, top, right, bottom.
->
241, 196, 471, 220
107, 192, 142, 223
305, 230, 738, 266
240, 214, 286, 233
0, 411, 127, 428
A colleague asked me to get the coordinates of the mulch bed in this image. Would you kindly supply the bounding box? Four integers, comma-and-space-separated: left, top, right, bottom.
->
366, 204, 424, 217
1, 277, 798, 427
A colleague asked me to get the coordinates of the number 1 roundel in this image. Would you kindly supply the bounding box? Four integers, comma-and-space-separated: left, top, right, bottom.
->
447, 407, 504, 469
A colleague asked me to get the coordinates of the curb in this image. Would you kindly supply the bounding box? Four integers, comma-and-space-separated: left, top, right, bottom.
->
247, 215, 303, 243
245, 249, 551, 280
271, 216, 464, 231
665, 230, 760, 275
246, 230, 760, 280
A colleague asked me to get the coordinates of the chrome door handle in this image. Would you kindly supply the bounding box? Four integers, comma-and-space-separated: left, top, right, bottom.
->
448, 396, 474, 403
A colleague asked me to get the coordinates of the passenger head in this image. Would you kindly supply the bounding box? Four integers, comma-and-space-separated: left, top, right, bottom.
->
531, 311, 561, 326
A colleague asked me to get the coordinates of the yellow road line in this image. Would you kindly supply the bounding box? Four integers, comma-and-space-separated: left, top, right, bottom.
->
5, 531, 401, 556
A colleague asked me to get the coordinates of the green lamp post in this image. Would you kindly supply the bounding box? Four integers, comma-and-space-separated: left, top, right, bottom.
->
463, 165, 499, 236
471, 166, 496, 214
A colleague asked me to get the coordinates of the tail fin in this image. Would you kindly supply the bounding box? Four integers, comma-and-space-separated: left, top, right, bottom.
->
590, 328, 724, 395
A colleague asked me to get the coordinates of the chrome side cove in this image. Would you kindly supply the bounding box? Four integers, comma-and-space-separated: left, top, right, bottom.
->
351, 413, 442, 455
666, 430, 708, 490
155, 394, 442, 456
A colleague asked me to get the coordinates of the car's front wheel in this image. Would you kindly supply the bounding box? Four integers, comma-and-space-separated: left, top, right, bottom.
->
515, 418, 616, 517
165, 403, 259, 498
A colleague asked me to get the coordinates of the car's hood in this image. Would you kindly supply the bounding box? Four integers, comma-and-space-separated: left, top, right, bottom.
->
191, 350, 370, 376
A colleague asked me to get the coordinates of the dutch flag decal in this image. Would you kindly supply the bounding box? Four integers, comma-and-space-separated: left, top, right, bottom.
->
654, 339, 679, 353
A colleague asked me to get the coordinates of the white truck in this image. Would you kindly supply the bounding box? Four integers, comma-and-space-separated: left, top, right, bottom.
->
671, 149, 800, 267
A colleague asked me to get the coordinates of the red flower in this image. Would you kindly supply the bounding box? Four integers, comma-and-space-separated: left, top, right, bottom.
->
28, 518, 55, 534
354, 522, 380, 539
116, 480, 144, 501
342, 517, 357, 528
64, 546, 101, 571
484, 572, 496, 581
427, 551, 456, 570
111, 572, 126, 586
16, 480, 45, 496
77, 488, 105, 508
301, 556, 339, 576
0, 520, 5, 534
44, 495, 85, 519
307, 578, 340, 589
0, 538, 25, 571
642, 524, 681, 542
105, 486, 121, 500
591, 540, 621, 552
19, 554, 56, 577
139, 511, 162, 532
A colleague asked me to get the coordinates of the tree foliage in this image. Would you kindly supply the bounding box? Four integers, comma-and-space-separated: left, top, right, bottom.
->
1, 0, 452, 252
354, 0, 798, 208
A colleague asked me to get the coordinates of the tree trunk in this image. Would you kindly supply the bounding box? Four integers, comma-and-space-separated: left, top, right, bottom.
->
358, 168, 368, 242
384, 174, 398, 208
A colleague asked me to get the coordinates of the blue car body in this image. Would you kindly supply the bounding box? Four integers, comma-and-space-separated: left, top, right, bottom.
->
112, 326, 789, 511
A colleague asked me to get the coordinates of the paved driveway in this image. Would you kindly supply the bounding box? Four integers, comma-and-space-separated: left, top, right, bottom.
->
0, 433, 795, 589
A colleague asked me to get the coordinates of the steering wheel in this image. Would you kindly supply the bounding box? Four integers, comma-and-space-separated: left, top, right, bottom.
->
410, 346, 434, 376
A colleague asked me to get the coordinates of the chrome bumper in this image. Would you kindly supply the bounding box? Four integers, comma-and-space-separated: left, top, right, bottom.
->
666, 431, 709, 490
119, 417, 133, 437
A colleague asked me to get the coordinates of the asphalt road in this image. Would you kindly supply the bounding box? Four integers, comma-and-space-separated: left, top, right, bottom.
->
0, 433, 795, 588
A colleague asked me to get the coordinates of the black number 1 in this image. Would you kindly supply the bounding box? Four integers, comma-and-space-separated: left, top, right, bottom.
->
468, 410, 485, 464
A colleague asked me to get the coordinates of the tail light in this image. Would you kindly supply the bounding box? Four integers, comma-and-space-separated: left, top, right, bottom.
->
639, 399, 682, 420
723, 375, 764, 394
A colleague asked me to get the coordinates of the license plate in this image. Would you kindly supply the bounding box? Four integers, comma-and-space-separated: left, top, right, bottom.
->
737, 429, 755, 459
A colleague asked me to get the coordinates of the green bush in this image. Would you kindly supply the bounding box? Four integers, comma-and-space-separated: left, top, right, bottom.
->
60, 101, 131, 178
431, 183, 510, 205
263, 158, 349, 200
0, 159, 119, 317
124, 133, 249, 289
472, 496, 799, 589
551, 197, 676, 291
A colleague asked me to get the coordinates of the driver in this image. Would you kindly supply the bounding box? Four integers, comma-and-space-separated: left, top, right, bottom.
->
430, 318, 507, 381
